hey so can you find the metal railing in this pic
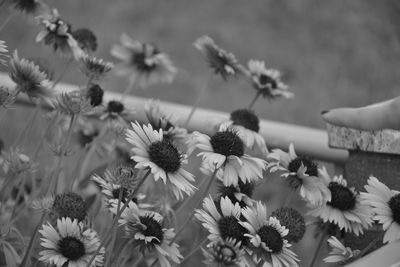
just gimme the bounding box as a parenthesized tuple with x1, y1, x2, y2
(0, 72, 348, 163)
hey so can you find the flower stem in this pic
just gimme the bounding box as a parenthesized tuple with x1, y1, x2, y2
(51, 58, 73, 89)
(184, 72, 213, 127)
(20, 212, 47, 267)
(12, 101, 41, 147)
(85, 170, 150, 267)
(0, 13, 14, 33)
(248, 91, 261, 110)
(121, 78, 137, 98)
(309, 227, 327, 267)
(174, 172, 208, 215)
(32, 112, 58, 159)
(358, 232, 383, 258)
(181, 237, 208, 264)
(169, 167, 218, 244)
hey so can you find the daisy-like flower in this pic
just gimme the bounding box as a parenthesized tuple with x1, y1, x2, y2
(308, 168, 373, 236)
(39, 217, 104, 267)
(111, 33, 177, 88)
(71, 28, 98, 53)
(360, 176, 400, 243)
(324, 236, 360, 264)
(116, 201, 182, 267)
(0, 40, 8, 66)
(267, 143, 331, 206)
(195, 196, 249, 245)
(218, 108, 268, 155)
(189, 129, 266, 186)
(145, 99, 188, 149)
(202, 238, 247, 267)
(99, 100, 133, 122)
(217, 179, 255, 208)
(0, 86, 16, 108)
(8, 50, 53, 100)
(271, 207, 305, 243)
(247, 60, 293, 100)
(194, 35, 243, 80)
(125, 122, 196, 200)
(240, 202, 299, 267)
(36, 9, 84, 60)
(80, 55, 114, 81)
(54, 90, 94, 116)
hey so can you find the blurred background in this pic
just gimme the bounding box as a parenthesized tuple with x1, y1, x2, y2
(2, 0, 400, 129)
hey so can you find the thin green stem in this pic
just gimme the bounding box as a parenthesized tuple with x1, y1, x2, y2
(32, 113, 58, 159)
(170, 167, 218, 244)
(248, 91, 261, 110)
(12, 102, 41, 147)
(184, 72, 213, 127)
(174, 172, 208, 215)
(181, 237, 207, 265)
(105, 188, 123, 266)
(0, 13, 14, 33)
(51, 58, 73, 89)
(309, 227, 327, 267)
(121, 78, 137, 99)
(358, 232, 383, 257)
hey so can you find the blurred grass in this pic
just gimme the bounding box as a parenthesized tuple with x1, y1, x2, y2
(2, 0, 400, 129)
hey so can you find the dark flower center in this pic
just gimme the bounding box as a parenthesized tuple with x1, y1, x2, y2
(287, 156, 318, 177)
(218, 216, 248, 245)
(14, 0, 39, 13)
(217, 181, 255, 208)
(210, 131, 244, 157)
(271, 207, 305, 243)
(389, 194, 400, 224)
(58, 236, 85, 261)
(139, 215, 164, 244)
(131, 43, 159, 72)
(87, 84, 104, 107)
(257, 225, 283, 253)
(327, 182, 356, 211)
(107, 100, 124, 114)
(259, 74, 277, 89)
(72, 28, 98, 52)
(111, 187, 133, 203)
(230, 109, 260, 132)
(148, 140, 181, 173)
(52, 193, 87, 222)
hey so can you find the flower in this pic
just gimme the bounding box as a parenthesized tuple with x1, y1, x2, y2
(189, 129, 266, 186)
(80, 55, 114, 81)
(71, 28, 98, 53)
(0, 40, 8, 66)
(85, 84, 104, 107)
(194, 35, 242, 80)
(240, 202, 299, 267)
(308, 168, 373, 236)
(247, 60, 293, 100)
(216, 179, 255, 208)
(218, 109, 268, 155)
(116, 201, 182, 267)
(8, 50, 53, 100)
(51, 192, 87, 222)
(2, 147, 35, 175)
(12, 0, 42, 14)
(36, 9, 84, 60)
(0, 87, 16, 108)
(195, 196, 249, 245)
(360, 176, 400, 243)
(144, 99, 188, 150)
(267, 143, 331, 206)
(324, 236, 360, 264)
(99, 100, 133, 123)
(126, 122, 196, 199)
(54, 90, 94, 116)
(202, 238, 247, 267)
(111, 33, 177, 88)
(39, 217, 104, 267)
(271, 207, 305, 243)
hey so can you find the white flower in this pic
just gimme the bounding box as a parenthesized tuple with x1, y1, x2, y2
(323, 236, 360, 264)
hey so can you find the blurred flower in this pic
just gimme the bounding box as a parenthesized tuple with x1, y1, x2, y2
(240, 202, 299, 267)
(71, 28, 98, 53)
(194, 35, 242, 80)
(51, 192, 87, 222)
(189, 129, 266, 186)
(85, 84, 104, 107)
(2, 148, 35, 175)
(54, 90, 94, 116)
(145, 99, 188, 149)
(218, 109, 268, 155)
(0, 86, 16, 108)
(8, 50, 53, 100)
(360, 176, 400, 243)
(80, 55, 113, 81)
(247, 60, 293, 100)
(126, 122, 196, 199)
(29, 57, 54, 80)
(32, 195, 54, 212)
(39, 217, 104, 267)
(0, 40, 8, 66)
(111, 33, 177, 88)
(12, 0, 41, 14)
(216, 179, 255, 208)
(36, 9, 84, 60)
(99, 100, 133, 123)
(271, 207, 305, 243)
(76, 123, 98, 148)
(324, 236, 360, 264)
(116, 201, 182, 267)
(202, 238, 246, 267)
(267, 143, 331, 206)
(308, 167, 373, 236)
(195, 196, 248, 245)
